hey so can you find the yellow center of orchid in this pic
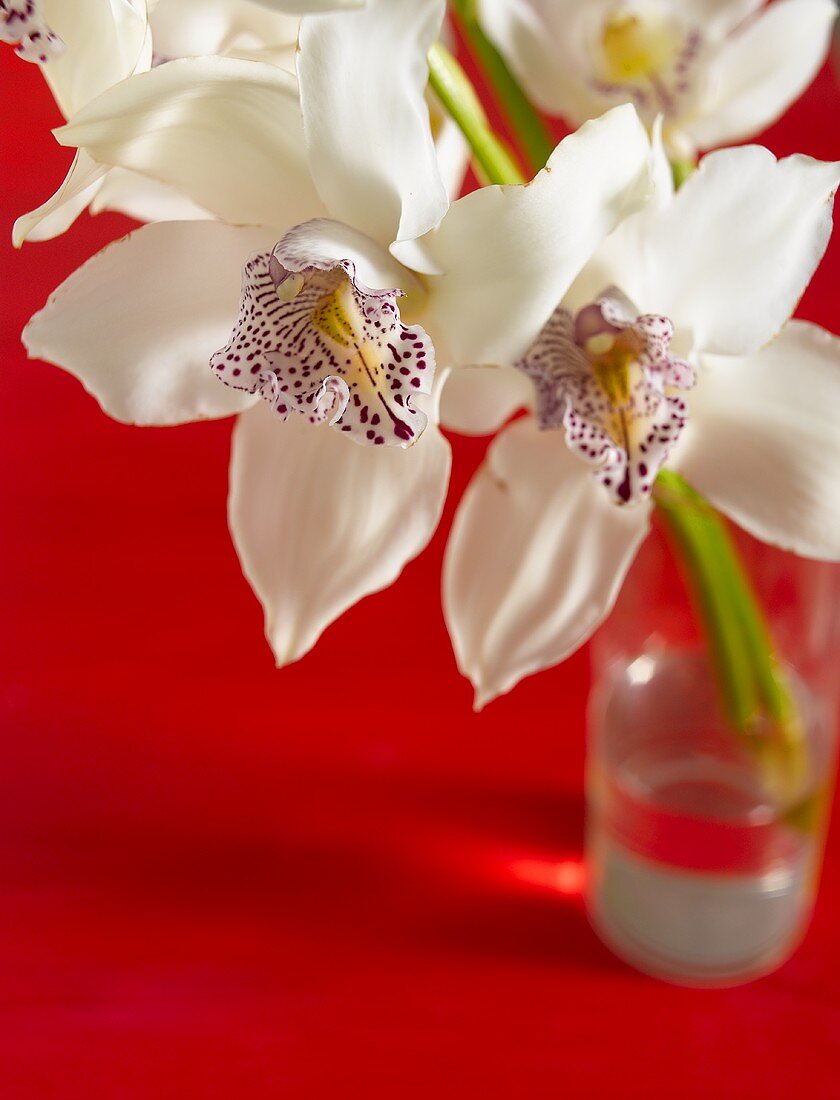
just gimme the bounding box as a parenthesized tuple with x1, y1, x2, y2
(600, 10, 680, 83)
(312, 279, 361, 348)
(311, 278, 393, 400)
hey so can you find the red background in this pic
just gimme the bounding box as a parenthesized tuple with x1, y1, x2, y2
(1, 38, 839, 1099)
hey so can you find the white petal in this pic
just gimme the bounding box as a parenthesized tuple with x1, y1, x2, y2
(55, 57, 323, 231)
(673, 0, 765, 37)
(297, 0, 449, 245)
(12, 149, 107, 247)
(40, 0, 151, 119)
(220, 42, 297, 70)
(229, 401, 451, 666)
(685, 0, 836, 151)
(642, 146, 840, 356)
(674, 322, 840, 561)
(23, 221, 275, 426)
(249, 0, 361, 9)
(440, 366, 531, 436)
(396, 105, 652, 367)
(564, 116, 674, 313)
(89, 167, 213, 223)
(149, 0, 298, 60)
(444, 418, 650, 707)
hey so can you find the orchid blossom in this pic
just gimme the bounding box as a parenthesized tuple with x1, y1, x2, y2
(476, 0, 837, 159)
(23, 0, 652, 666)
(437, 132, 840, 707)
(12, 0, 372, 246)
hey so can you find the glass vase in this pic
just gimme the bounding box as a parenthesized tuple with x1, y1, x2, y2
(585, 521, 840, 987)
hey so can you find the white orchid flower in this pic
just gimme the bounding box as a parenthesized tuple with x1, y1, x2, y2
(21, 0, 652, 667)
(439, 131, 840, 707)
(14, 0, 468, 244)
(476, 0, 837, 159)
(12, 0, 366, 246)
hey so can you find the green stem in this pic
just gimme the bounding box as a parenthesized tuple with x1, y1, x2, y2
(427, 42, 525, 187)
(450, 0, 554, 176)
(654, 471, 760, 733)
(654, 471, 806, 790)
(706, 519, 802, 746)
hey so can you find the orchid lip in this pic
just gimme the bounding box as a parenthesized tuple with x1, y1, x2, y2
(517, 287, 695, 506)
(1, 0, 64, 63)
(210, 220, 436, 449)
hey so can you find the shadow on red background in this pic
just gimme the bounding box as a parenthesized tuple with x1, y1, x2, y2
(1, 39, 839, 1100)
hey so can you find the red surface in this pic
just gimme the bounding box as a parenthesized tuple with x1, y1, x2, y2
(2, 46, 840, 1100)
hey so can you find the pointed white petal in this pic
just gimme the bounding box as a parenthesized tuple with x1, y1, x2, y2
(298, 0, 449, 246)
(41, 0, 151, 118)
(395, 105, 651, 367)
(229, 401, 451, 666)
(444, 417, 650, 706)
(564, 116, 674, 313)
(686, 0, 836, 151)
(12, 149, 107, 247)
(675, 322, 840, 561)
(89, 168, 212, 223)
(440, 366, 531, 436)
(55, 57, 323, 231)
(642, 146, 840, 356)
(23, 221, 275, 425)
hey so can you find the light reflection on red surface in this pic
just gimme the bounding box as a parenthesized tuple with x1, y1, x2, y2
(508, 858, 587, 896)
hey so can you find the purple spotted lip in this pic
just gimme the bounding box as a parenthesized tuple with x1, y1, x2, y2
(1, 0, 64, 63)
(517, 287, 695, 505)
(211, 221, 435, 449)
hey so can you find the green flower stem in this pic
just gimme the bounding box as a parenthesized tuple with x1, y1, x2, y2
(428, 42, 525, 187)
(654, 471, 760, 733)
(705, 520, 794, 729)
(654, 471, 806, 790)
(449, 0, 555, 176)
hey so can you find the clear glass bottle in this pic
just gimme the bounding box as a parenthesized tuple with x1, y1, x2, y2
(585, 522, 840, 987)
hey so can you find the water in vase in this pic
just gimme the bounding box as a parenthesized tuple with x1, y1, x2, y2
(586, 650, 832, 986)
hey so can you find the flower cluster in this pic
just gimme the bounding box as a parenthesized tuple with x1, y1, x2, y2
(9, 0, 840, 707)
